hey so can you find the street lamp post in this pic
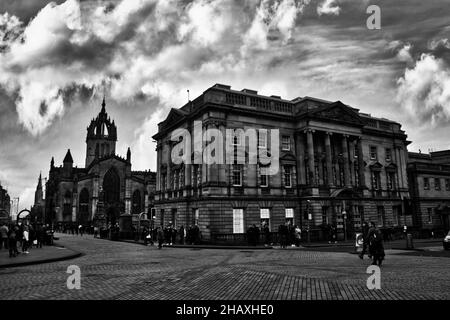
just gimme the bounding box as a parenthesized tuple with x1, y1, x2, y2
(137, 211, 146, 241)
(342, 210, 347, 242)
(306, 200, 311, 243)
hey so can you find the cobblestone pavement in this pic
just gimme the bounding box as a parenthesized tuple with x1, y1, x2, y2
(0, 233, 448, 300)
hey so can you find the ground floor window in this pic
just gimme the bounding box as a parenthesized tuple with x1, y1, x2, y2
(194, 208, 199, 226)
(260, 208, 271, 230)
(321, 206, 329, 225)
(427, 208, 433, 224)
(377, 206, 385, 227)
(285, 208, 294, 225)
(233, 209, 244, 234)
(171, 208, 177, 228)
(160, 209, 165, 227)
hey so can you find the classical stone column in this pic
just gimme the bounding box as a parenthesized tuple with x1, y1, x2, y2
(295, 133, 306, 185)
(306, 129, 316, 186)
(342, 134, 351, 187)
(324, 132, 334, 187)
(357, 137, 366, 188)
(349, 139, 356, 186)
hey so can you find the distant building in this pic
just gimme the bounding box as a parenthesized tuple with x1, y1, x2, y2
(408, 150, 450, 234)
(31, 173, 45, 223)
(0, 183, 11, 223)
(43, 98, 156, 229)
(152, 84, 411, 242)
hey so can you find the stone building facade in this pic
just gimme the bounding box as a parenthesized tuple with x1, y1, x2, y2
(44, 98, 156, 228)
(0, 183, 11, 223)
(408, 150, 450, 234)
(152, 84, 411, 242)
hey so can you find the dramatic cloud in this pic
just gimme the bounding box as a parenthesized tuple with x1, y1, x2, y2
(397, 53, 450, 126)
(428, 38, 450, 51)
(397, 43, 413, 63)
(317, 0, 340, 16)
(1, 0, 450, 210)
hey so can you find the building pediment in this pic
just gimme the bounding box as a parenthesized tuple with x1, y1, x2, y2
(369, 161, 383, 170)
(160, 108, 187, 132)
(385, 163, 398, 172)
(308, 101, 365, 126)
(280, 152, 297, 162)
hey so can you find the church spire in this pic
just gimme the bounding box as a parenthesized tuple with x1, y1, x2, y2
(37, 172, 42, 188)
(101, 95, 106, 114)
(127, 147, 131, 162)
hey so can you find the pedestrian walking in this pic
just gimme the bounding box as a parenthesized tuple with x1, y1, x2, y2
(8, 224, 19, 258)
(0, 223, 9, 250)
(22, 225, 30, 254)
(368, 222, 385, 266)
(263, 223, 271, 246)
(294, 225, 302, 247)
(157, 227, 164, 249)
(359, 221, 370, 259)
(179, 225, 185, 245)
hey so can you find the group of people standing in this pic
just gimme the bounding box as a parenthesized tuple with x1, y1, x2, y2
(359, 221, 386, 266)
(0, 222, 53, 258)
(247, 222, 303, 248)
(140, 224, 201, 249)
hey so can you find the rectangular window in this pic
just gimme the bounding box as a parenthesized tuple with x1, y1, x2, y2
(372, 171, 381, 190)
(282, 136, 291, 151)
(260, 208, 271, 230)
(446, 179, 450, 191)
(233, 209, 244, 234)
(160, 209, 165, 227)
(259, 166, 268, 187)
(435, 178, 441, 190)
(161, 174, 167, 191)
(321, 206, 329, 225)
(385, 148, 392, 161)
(171, 209, 177, 228)
(194, 208, 199, 226)
(424, 177, 430, 190)
(285, 208, 294, 218)
(392, 206, 398, 226)
(427, 208, 432, 224)
(377, 206, 385, 227)
(370, 146, 377, 160)
(232, 165, 242, 186)
(285, 208, 294, 225)
(387, 172, 395, 190)
(284, 165, 292, 188)
(258, 130, 267, 148)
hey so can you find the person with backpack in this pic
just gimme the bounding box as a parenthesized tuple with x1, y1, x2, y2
(8, 224, 19, 258)
(368, 222, 385, 266)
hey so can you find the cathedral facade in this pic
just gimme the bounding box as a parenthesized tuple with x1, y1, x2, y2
(43, 99, 156, 228)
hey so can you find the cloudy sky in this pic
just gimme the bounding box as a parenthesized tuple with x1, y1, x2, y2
(1, 0, 450, 211)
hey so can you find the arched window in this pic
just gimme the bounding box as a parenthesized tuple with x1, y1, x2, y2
(63, 191, 72, 221)
(103, 167, 120, 205)
(78, 188, 89, 223)
(132, 190, 141, 215)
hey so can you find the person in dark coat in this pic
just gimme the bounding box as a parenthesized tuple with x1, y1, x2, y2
(247, 225, 254, 246)
(36, 223, 44, 248)
(359, 221, 370, 259)
(8, 224, 19, 258)
(179, 225, 185, 245)
(368, 222, 385, 266)
(263, 224, 271, 246)
(171, 227, 177, 245)
(156, 227, 164, 249)
(278, 224, 288, 249)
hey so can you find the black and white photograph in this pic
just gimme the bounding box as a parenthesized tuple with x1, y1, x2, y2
(0, 0, 449, 313)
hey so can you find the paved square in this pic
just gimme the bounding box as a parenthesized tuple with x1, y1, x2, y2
(0, 233, 448, 300)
